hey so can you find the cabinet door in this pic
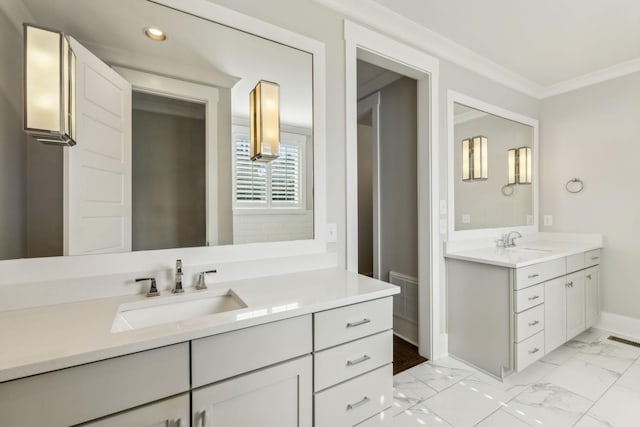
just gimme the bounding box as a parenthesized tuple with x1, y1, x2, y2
(80, 394, 189, 427)
(544, 277, 566, 353)
(192, 355, 312, 427)
(566, 271, 586, 340)
(585, 266, 601, 328)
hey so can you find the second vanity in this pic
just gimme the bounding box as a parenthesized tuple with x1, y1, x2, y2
(0, 269, 398, 427)
(446, 235, 603, 379)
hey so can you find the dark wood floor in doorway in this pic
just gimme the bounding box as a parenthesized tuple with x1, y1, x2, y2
(393, 335, 428, 375)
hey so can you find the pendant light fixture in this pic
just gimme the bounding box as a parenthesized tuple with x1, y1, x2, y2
(461, 136, 488, 181)
(249, 80, 280, 162)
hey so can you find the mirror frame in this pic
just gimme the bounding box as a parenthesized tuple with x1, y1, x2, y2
(0, 0, 327, 282)
(447, 90, 539, 241)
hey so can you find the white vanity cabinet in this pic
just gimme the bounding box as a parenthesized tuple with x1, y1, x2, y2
(313, 298, 394, 427)
(81, 394, 190, 427)
(447, 247, 602, 378)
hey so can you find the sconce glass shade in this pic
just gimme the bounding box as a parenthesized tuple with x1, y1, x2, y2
(249, 80, 280, 162)
(518, 146, 532, 184)
(507, 146, 532, 185)
(24, 24, 76, 146)
(462, 136, 488, 181)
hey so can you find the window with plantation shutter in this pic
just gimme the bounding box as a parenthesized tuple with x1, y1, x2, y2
(233, 125, 307, 210)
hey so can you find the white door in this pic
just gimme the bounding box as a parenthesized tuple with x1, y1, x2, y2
(585, 266, 601, 328)
(64, 37, 132, 255)
(566, 271, 586, 340)
(192, 356, 312, 427)
(544, 277, 566, 353)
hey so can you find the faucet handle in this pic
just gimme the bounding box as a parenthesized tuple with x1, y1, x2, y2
(136, 277, 160, 297)
(195, 270, 217, 290)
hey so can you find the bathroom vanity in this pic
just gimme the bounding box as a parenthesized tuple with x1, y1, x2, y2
(0, 269, 398, 427)
(445, 236, 602, 379)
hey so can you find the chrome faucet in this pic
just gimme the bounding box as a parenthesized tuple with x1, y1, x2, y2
(504, 231, 523, 248)
(136, 277, 159, 297)
(195, 269, 217, 290)
(172, 259, 184, 294)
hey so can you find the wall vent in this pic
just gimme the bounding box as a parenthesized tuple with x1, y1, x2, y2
(389, 271, 418, 324)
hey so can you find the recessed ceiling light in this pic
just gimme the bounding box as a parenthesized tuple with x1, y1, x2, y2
(144, 27, 166, 41)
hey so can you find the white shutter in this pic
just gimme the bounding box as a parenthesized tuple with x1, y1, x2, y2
(234, 134, 267, 205)
(271, 142, 301, 205)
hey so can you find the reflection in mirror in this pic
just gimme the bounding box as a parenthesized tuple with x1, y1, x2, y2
(0, 0, 314, 260)
(454, 103, 533, 231)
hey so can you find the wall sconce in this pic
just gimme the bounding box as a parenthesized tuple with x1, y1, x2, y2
(249, 80, 280, 162)
(507, 146, 532, 185)
(23, 24, 76, 146)
(461, 136, 488, 181)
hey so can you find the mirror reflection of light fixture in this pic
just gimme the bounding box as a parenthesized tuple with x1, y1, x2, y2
(249, 80, 280, 162)
(23, 24, 76, 146)
(507, 146, 532, 185)
(462, 136, 488, 181)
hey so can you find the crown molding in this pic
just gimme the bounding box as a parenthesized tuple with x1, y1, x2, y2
(540, 57, 640, 98)
(0, 0, 35, 32)
(315, 0, 640, 99)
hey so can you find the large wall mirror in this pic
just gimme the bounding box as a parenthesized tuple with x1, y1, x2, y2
(447, 91, 539, 240)
(0, 0, 319, 261)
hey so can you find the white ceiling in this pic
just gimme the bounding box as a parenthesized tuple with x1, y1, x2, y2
(370, 0, 640, 88)
(21, 0, 313, 128)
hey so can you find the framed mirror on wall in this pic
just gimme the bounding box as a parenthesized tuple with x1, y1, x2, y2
(447, 91, 539, 241)
(0, 0, 326, 262)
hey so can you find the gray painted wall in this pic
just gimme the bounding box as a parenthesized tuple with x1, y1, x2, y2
(0, 9, 27, 259)
(379, 77, 418, 281)
(132, 109, 206, 251)
(540, 71, 640, 320)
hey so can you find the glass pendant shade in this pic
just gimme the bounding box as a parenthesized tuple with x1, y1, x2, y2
(462, 136, 488, 181)
(507, 146, 532, 185)
(507, 148, 517, 185)
(249, 80, 280, 162)
(24, 24, 76, 146)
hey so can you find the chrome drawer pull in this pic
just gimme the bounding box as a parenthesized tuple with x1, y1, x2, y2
(175, 419, 182, 427)
(528, 320, 540, 327)
(528, 273, 539, 279)
(346, 318, 371, 328)
(528, 347, 540, 355)
(566, 281, 574, 288)
(347, 396, 370, 410)
(527, 295, 540, 301)
(586, 274, 592, 280)
(592, 256, 600, 260)
(347, 355, 371, 366)
(200, 411, 206, 427)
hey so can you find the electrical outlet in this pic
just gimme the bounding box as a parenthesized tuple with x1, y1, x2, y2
(462, 214, 471, 224)
(526, 215, 533, 225)
(543, 215, 553, 226)
(326, 223, 337, 243)
(439, 219, 447, 234)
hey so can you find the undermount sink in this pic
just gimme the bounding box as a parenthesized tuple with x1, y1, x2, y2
(506, 247, 553, 254)
(111, 289, 247, 332)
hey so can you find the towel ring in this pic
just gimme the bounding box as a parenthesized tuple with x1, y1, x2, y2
(565, 178, 584, 193)
(501, 184, 515, 196)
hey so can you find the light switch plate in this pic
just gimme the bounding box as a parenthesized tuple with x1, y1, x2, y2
(326, 223, 337, 242)
(543, 215, 553, 226)
(439, 200, 447, 215)
(439, 219, 447, 234)
(526, 215, 533, 225)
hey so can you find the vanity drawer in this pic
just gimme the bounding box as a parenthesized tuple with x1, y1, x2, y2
(515, 305, 545, 342)
(566, 253, 586, 274)
(0, 343, 189, 427)
(515, 258, 566, 290)
(585, 249, 601, 267)
(315, 330, 392, 391)
(314, 297, 392, 351)
(315, 364, 392, 427)
(192, 315, 312, 387)
(516, 330, 545, 371)
(514, 283, 544, 313)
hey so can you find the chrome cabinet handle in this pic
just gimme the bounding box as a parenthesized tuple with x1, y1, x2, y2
(347, 355, 371, 366)
(586, 274, 592, 280)
(175, 419, 182, 427)
(592, 256, 600, 260)
(528, 273, 539, 279)
(528, 320, 540, 327)
(528, 347, 540, 355)
(566, 281, 574, 288)
(346, 318, 371, 328)
(200, 411, 206, 427)
(347, 396, 370, 410)
(528, 295, 540, 301)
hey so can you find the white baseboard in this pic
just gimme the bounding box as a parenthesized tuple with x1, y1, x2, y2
(597, 312, 640, 342)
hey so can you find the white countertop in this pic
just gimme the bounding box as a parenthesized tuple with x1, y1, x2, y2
(0, 268, 398, 383)
(445, 239, 602, 268)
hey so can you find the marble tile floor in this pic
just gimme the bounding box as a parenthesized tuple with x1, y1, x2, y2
(374, 328, 640, 426)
